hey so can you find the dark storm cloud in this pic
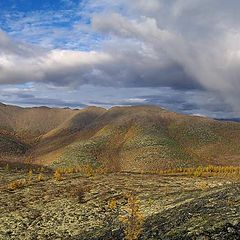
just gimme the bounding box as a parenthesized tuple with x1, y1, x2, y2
(203, 102, 233, 114)
(137, 90, 235, 116)
(179, 103, 200, 111)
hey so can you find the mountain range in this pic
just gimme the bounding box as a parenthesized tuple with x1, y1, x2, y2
(0, 102, 240, 172)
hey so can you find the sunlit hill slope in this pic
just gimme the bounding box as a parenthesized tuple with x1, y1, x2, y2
(0, 102, 240, 172)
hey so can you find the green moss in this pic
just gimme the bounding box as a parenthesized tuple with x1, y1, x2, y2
(52, 136, 109, 168)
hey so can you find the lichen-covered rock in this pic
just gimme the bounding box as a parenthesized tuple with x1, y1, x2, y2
(0, 170, 239, 239)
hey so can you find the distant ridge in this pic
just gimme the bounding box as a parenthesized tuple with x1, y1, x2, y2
(0, 102, 240, 171)
(216, 118, 240, 123)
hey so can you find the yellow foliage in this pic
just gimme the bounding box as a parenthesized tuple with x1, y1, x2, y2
(83, 165, 94, 177)
(155, 165, 240, 180)
(28, 169, 33, 181)
(120, 193, 144, 240)
(8, 179, 26, 190)
(108, 198, 117, 210)
(37, 173, 45, 182)
(64, 167, 75, 174)
(196, 182, 209, 190)
(54, 169, 62, 181)
(95, 167, 107, 175)
(57, 164, 109, 177)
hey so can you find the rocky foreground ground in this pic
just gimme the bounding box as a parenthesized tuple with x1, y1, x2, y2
(0, 169, 239, 240)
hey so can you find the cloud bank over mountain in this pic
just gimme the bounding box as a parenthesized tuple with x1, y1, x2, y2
(0, 0, 240, 117)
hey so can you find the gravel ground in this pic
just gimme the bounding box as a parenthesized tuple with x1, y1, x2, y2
(0, 170, 239, 239)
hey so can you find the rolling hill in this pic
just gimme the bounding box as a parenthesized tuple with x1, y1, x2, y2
(0, 103, 240, 171)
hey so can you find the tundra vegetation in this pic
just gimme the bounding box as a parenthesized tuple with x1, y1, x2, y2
(0, 163, 239, 239)
(0, 104, 240, 239)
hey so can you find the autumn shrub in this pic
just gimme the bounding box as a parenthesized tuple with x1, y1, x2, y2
(54, 169, 62, 181)
(108, 198, 117, 210)
(37, 173, 45, 182)
(95, 167, 108, 175)
(28, 169, 33, 182)
(71, 185, 91, 203)
(8, 179, 26, 190)
(156, 165, 240, 180)
(36, 167, 45, 173)
(64, 167, 75, 174)
(59, 164, 98, 177)
(82, 165, 94, 177)
(196, 181, 209, 190)
(119, 193, 144, 240)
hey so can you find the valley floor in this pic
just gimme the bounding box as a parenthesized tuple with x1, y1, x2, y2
(0, 169, 239, 239)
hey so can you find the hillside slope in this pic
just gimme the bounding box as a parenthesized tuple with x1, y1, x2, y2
(0, 103, 82, 140)
(36, 105, 240, 171)
(0, 103, 240, 171)
(0, 103, 83, 161)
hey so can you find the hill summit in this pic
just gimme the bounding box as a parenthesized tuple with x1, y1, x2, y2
(0, 103, 240, 172)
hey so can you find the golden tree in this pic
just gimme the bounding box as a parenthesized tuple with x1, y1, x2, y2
(54, 169, 62, 181)
(119, 193, 144, 240)
(28, 169, 33, 182)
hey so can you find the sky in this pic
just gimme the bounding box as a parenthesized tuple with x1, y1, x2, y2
(0, 0, 240, 118)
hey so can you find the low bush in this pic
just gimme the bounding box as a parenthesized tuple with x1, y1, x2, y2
(119, 193, 144, 240)
(8, 179, 26, 190)
(54, 169, 62, 181)
(71, 185, 91, 203)
(156, 165, 240, 180)
(37, 173, 45, 182)
(28, 169, 33, 181)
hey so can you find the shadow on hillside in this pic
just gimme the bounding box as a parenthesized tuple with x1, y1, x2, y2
(0, 160, 53, 173)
